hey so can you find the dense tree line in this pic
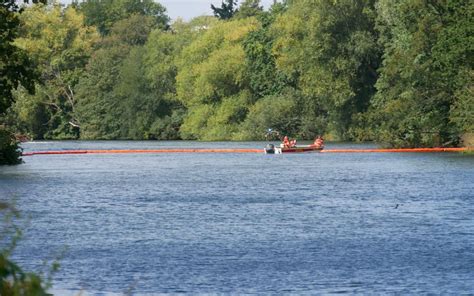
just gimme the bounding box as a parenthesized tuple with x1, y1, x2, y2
(1, 2, 52, 293)
(1, 0, 38, 164)
(1, 0, 473, 155)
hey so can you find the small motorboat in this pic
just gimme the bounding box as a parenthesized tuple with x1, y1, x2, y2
(264, 143, 323, 154)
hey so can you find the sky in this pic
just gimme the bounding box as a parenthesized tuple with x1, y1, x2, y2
(160, 0, 275, 21)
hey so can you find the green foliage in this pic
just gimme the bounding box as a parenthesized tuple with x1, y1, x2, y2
(141, 19, 218, 139)
(236, 0, 263, 19)
(211, 0, 238, 20)
(0, 128, 22, 165)
(450, 70, 474, 133)
(1, 0, 39, 165)
(203, 92, 251, 140)
(77, 0, 169, 35)
(0, 202, 56, 295)
(368, 0, 473, 147)
(180, 92, 251, 140)
(12, 4, 99, 140)
(5, 87, 48, 140)
(149, 109, 186, 140)
(116, 46, 179, 139)
(236, 92, 299, 140)
(176, 18, 258, 140)
(107, 13, 159, 46)
(176, 18, 258, 104)
(242, 9, 292, 99)
(0, 0, 36, 116)
(2, 0, 471, 146)
(0, 254, 48, 295)
(433, 1, 474, 135)
(74, 15, 146, 140)
(76, 13, 187, 140)
(75, 45, 129, 139)
(272, 0, 380, 139)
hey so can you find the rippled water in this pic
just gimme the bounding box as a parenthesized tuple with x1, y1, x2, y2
(1, 141, 473, 294)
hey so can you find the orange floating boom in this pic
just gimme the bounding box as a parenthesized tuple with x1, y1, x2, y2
(320, 147, 468, 153)
(21, 148, 262, 156)
(21, 147, 470, 156)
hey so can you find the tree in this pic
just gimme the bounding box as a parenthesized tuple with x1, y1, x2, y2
(236, 91, 300, 140)
(272, 0, 381, 139)
(433, 1, 474, 138)
(449, 70, 474, 134)
(368, 0, 473, 147)
(12, 4, 99, 139)
(211, 0, 238, 20)
(242, 7, 291, 99)
(1, 0, 40, 164)
(75, 46, 128, 139)
(76, 0, 169, 35)
(176, 18, 258, 140)
(0, 0, 36, 115)
(75, 13, 171, 139)
(142, 17, 218, 139)
(236, 0, 263, 18)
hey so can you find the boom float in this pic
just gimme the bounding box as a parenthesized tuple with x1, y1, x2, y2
(21, 149, 262, 156)
(320, 147, 467, 153)
(21, 147, 469, 156)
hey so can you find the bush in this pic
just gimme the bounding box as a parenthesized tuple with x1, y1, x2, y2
(0, 202, 54, 295)
(0, 128, 22, 165)
(0, 254, 49, 296)
(235, 94, 298, 140)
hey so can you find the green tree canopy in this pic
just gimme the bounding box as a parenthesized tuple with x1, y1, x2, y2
(367, 0, 473, 147)
(236, 0, 263, 19)
(76, 0, 169, 35)
(242, 7, 291, 99)
(1, 0, 44, 165)
(12, 4, 99, 139)
(76, 13, 180, 140)
(0, 0, 36, 115)
(2, 0, 471, 147)
(211, 0, 238, 20)
(272, 0, 380, 140)
(176, 18, 258, 140)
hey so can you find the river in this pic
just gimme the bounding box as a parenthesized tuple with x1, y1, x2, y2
(1, 141, 473, 294)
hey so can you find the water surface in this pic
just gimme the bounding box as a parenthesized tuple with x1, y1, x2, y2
(1, 141, 473, 294)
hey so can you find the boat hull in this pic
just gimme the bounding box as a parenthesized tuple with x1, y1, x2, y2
(265, 144, 323, 154)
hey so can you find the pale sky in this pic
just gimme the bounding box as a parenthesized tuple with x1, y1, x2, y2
(160, 0, 275, 20)
(60, 0, 276, 21)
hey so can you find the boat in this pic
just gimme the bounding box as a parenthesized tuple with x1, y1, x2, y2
(264, 143, 323, 154)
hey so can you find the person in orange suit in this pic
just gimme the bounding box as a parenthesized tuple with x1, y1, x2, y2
(313, 136, 324, 148)
(290, 139, 297, 147)
(282, 136, 290, 148)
